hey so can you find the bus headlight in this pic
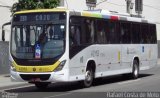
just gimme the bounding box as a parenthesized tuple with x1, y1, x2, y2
(54, 60, 66, 72)
(9, 61, 16, 71)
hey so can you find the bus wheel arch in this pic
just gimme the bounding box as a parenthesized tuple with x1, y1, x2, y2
(86, 60, 96, 76)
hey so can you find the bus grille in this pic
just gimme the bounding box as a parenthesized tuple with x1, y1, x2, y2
(20, 74, 51, 81)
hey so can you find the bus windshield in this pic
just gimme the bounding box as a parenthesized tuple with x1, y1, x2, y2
(11, 12, 66, 60)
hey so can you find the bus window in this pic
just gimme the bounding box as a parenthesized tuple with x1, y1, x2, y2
(141, 24, 149, 44)
(120, 22, 131, 44)
(69, 17, 82, 47)
(70, 25, 81, 46)
(90, 20, 95, 43)
(82, 19, 95, 44)
(132, 23, 140, 44)
(96, 19, 107, 44)
(149, 24, 157, 44)
(108, 21, 120, 44)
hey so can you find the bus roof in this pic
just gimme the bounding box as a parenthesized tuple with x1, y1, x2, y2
(80, 10, 154, 24)
(14, 8, 155, 24)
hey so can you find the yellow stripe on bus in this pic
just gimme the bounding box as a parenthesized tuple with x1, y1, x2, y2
(15, 8, 67, 14)
(12, 61, 60, 73)
(118, 51, 121, 62)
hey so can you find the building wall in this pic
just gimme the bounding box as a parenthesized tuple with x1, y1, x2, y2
(0, 0, 17, 41)
(0, 0, 17, 74)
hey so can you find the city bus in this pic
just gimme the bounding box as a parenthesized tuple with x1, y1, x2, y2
(5, 8, 157, 89)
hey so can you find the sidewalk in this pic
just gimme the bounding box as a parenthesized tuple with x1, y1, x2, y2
(0, 74, 27, 89)
(0, 59, 160, 89)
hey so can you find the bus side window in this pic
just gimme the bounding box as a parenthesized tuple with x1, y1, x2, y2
(108, 21, 120, 44)
(85, 19, 92, 44)
(90, 21, 95, 43)
(149, 24, 157, 44)
(141, 24, 149, 44)
(132, 23, 140, 44)
(96, 20, 107, 44)
(109, 22, 115, 44)
(121, 22, 131, 44)
(70, 25, 81, 46)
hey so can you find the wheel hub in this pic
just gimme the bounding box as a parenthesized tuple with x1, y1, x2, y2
(134, 64, 138, 77)
(85, 71, 92, 82)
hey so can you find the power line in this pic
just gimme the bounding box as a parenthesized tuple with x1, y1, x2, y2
(97, 0, 125, 6)
(143, 4, 160, 11)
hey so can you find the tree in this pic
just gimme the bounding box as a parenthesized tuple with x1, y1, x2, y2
(11, 0, 60, 14)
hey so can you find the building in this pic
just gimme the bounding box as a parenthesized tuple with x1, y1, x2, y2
(0, 0, 160, 56)
(0, 0, 18, 41)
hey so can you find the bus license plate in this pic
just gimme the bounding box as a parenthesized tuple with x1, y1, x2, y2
(30, 78, 41, 82)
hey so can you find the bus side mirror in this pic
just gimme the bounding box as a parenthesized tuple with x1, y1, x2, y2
(2, 29, 5, 41)
(2, 22, 11, 41)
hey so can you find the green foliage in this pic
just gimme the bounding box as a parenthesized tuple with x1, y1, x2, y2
(11, 0, 60, 14)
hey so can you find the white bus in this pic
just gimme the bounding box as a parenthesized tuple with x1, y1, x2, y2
(5, 8, 157, 89)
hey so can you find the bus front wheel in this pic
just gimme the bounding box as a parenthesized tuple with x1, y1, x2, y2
(79, 67, 94, 88)
(82, 67, 94, 88)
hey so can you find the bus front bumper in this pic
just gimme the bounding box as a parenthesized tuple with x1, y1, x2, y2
(10, 68, 69, 83)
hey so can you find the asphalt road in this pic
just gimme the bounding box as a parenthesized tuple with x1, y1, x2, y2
(1, 65, 160, 98)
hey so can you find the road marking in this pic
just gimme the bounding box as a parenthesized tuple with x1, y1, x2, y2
(0, 84, 34, 92)
(44, 92, 72, 98)
(117, 79, 141, 85)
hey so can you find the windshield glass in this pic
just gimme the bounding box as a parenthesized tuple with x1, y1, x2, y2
(11, 13, 66, 60)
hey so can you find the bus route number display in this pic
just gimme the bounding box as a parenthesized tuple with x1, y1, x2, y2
(15, 13, 61, 22)
(35, 14, 51, 21)
(20, 16, 27, 22)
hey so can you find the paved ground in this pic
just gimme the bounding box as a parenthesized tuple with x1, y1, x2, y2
(0, 74, 27, 90)
(0, 60, 160, 98)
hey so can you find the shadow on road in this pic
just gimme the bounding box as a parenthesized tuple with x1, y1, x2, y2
(5, 74, 153, 92)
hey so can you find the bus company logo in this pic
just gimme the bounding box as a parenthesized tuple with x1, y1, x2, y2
(33, 68, 36, 72)
(1, 91, 18, 98)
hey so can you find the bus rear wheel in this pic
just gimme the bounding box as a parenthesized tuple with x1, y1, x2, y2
(35, 82, 50, 89)
(132, 60, 139, 79)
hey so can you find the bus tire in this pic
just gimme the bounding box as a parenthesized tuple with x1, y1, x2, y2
(132, 60, 139, 79)
(35, 82, 50, 89)
(81, 67, 94, 88)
